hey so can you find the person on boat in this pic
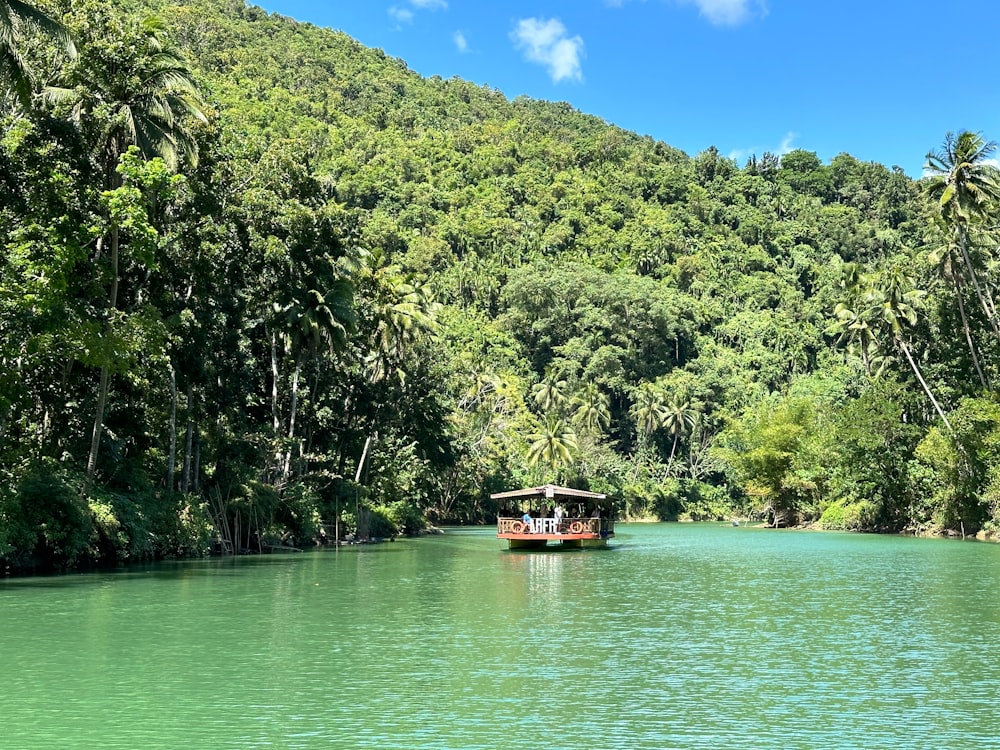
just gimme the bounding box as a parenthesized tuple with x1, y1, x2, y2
(521, 510, 533, 531)
(553, 503, 564, 532)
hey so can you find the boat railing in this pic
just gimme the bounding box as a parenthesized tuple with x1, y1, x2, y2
(497, 517, 612, 535)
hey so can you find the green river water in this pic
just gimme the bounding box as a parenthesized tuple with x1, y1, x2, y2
(2, 523, 999, 749)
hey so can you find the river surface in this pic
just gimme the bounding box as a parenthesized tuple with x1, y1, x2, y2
(3, 523, 1000, 749)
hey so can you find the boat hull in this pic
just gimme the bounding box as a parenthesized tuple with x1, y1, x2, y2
(500, 532, 612, 549)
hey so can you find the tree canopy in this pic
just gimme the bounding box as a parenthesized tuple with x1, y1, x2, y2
(2, 0, 998, 572)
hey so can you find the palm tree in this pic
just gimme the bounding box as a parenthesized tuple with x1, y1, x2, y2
(52, 14, 207, 483)
(926, 221, 988, 387)
(526, 415, 578, 473)
(869, 267, 953, 433)
(47, 15, 206, 179)
(828, 263, 952, 432)
(571, 382, 610, 435)
(827, 261, 886, 377)
(631, 382, 667, 442)
(1, 0, 75, 108)
(276, 279, 357, 480)
(924, 131, 1000, 343)
(663, 398, 696, 464)
(828, 301, 884, 376)
(367, 266, 439, 384)
(531, 373, 568, 414)
(926, 131, 1000, 228)
(343, 262, 438, 492)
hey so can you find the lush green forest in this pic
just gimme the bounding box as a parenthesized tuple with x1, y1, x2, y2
(3, 0, 1000, 572)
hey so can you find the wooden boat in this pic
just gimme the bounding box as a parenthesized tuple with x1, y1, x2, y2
(492, 484, 615, 549)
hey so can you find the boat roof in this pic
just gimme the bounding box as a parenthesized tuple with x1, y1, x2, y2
(489, 484, 606, 501)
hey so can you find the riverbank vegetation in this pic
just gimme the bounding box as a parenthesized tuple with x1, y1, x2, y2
(3, 0, 1000, 572)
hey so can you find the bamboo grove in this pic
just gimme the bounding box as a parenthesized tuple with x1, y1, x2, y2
(2, 0, 999, 571)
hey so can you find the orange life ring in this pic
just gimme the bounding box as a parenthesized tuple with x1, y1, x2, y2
(510, 521, 526, 534)
(569, 521, 584, 534)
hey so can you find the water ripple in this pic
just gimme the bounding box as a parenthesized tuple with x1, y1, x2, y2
(2, 525, 999, 749)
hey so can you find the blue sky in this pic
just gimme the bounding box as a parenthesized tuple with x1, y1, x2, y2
(254, 0, 1000, 177)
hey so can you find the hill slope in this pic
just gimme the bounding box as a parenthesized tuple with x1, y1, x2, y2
(3, 0, 997, 573)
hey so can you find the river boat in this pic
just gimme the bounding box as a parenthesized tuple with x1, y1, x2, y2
(492, 484, 615, 549)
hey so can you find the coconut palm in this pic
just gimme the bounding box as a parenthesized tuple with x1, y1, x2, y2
(46, 15, 206, 179)
(526, 414, 578, 473)
(58, 14, 207, 483)
(367, 266, 439, 384)
(343, 263, 439, 491)
(828, 300, 884, 377)
(663, 398, 696, 463)
(926, 220, 988, 387)
(571, 382, 610, 435)
(828, 262, 952, 432)
(276, 279, 357, 479)
(1, 0, 74, 107)
(869, 267, 953, 433)
(631, 382, 667, 441)
(925, 131, 1000, 227)
(827, 261, 887, 377)
(531, 373, 568, 414)
(924, 131, 1000, 344)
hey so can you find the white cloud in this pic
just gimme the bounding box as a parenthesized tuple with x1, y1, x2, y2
(776, 131, 797, 155)
(511, 18, 584, 83)
(727, 146, 753, 164)
(728, 131, 798, 164)
(680, 0, 766, 26)
(453, 30, 468, 52)
(388, 5, 414, 25)
(389, 0, 446, 28)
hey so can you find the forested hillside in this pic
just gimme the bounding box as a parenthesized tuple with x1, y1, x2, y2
(3, 0, 999, 572)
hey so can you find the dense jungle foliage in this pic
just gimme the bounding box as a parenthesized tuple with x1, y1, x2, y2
(3, 0, 1000, 572)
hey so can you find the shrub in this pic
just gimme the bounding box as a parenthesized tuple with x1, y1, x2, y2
(88, 495, 130, 562)
(8, 459, 93, 571)
(817, 499, 876, 531)
(368, 505, 399, 538)
(680, 480, 734, 521)
(652, 479, 684, 521)
(150, 494, 213, 558)
(275, 482, 323, 545)
(384, 500, 425, 536)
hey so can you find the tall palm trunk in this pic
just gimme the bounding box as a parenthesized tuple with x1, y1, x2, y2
(898, 338, 953, 434)
(85, 225, 119, 484)
(283, 355, 303, 482)
(953, 273, 988, 388)
(191, 429, 200, 493)
(860, 342, 873, 377)
(166, 361, 177, 490)
(181, 382, 194, 494)
(270, 329, 280, 434)
(957, 234, 1000, 340)
(668, 433, 680, 465)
